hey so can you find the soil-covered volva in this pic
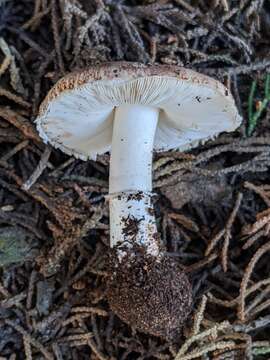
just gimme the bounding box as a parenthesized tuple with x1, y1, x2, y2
(107, 250, 192, 340)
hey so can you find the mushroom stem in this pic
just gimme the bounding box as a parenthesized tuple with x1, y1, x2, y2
(109, 104, 158, 194)
(109, 104, 160, 255)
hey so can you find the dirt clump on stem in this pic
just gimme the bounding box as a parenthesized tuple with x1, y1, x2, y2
(107, 249, 192, 340)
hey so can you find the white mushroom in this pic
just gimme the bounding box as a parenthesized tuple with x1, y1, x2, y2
(36, 62, 241, 338)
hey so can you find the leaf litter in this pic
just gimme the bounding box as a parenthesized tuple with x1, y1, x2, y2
(0, 0, 270, 359)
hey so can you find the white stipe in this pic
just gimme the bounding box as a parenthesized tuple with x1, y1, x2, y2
(109, 192, 160, 259)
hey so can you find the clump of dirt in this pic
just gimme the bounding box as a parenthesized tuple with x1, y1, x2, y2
(121, 215, 142, 239)
(107, 249, 192, 340)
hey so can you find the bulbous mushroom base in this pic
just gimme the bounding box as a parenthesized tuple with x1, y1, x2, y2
(107, 252, 192, 340)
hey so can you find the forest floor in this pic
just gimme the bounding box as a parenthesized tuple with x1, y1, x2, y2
(0, 0, 270, 359)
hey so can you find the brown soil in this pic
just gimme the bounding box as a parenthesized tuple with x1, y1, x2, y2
(107, 250, 192, 340)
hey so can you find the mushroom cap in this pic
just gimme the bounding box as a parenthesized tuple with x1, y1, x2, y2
(36, 62, 241, 160)
(107, 251, 192, 340)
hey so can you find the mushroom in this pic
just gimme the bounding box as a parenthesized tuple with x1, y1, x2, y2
(36, 62, 241, 339)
